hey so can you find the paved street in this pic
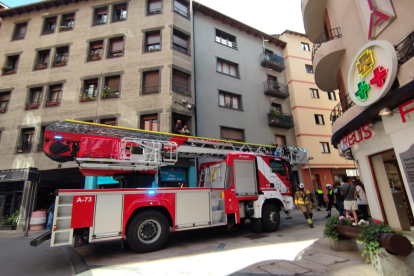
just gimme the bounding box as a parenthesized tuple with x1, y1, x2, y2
(0, 208, 382, 276)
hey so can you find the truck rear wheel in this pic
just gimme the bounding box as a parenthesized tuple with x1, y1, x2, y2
(261, 203, 280, 232)
(126, 210, 169, 253)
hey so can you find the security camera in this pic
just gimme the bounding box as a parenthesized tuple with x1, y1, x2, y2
(187, 104, 193, 110)
(182, 99, 188, 104)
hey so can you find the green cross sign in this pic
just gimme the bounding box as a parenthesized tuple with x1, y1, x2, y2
(355, 80, 370, 101)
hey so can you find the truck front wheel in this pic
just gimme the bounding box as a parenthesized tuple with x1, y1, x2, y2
(126, 210, 169, 253)
(261, 203, 280, 232)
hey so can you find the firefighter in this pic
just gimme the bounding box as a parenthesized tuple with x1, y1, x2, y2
(316, 186, 326, 211)
(295, 183, 314, 228)
(325, 184, 335, 218)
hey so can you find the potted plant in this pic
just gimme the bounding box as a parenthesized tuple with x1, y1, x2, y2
(10, 211, 19, 230)
(26, 103, 40, 110)
(102, 86, 119, 99)
(1, 214, 12, 230)
(54, 59, 66, 67)
(1, 66, 12, 74)
(183, 91, 190, 96)
(35, 63, 47, 70)
(268, 108, 283, 118)
(46, 100, 59, 107)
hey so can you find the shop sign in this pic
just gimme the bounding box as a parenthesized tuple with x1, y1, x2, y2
(399, 99, 414, 123)
(160, 167, 186, 182)
(357, 0, 396, 40)
(399, 144, 414, 203)
(339, 123, 374, 151)
(0, 168, 37, 182)
(348, 41, 398, 106)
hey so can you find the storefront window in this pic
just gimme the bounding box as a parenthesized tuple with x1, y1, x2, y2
(159, 167, 188, 188)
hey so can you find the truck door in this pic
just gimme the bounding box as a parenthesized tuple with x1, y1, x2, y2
(233, 160, 258, 197)
(93, 194, 123, 239)
(260, 157, 290, 194)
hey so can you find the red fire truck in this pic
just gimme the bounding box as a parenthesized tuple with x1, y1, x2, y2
(31, 120, 308, 253)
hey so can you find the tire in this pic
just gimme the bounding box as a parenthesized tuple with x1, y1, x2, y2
(261, 203, 280, 232)
(126, 210, 169, 253)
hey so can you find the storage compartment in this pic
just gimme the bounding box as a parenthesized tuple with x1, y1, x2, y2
(234, 160, 258, 197)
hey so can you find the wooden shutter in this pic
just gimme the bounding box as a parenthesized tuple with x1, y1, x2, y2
(147, 33, 160, 44)
(0, 93, 10, 101)
(149, 0, 162, 10)
(97, 8, 108, 15)
(111, 39, 123, 51)
(173, 33, 188, 48)
(106, 77, 120, 91)
(144, 71, 159, 88)
(221, 128, 243, 141)
(92, 42, 103, 49)
(173, 72, 188, 88)
(64, 14, 74, 20)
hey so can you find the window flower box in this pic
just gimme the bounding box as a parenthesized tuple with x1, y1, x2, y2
(35, 64, 48, 70)
(1, 66, 16, 75)
(26, 103, 40, 110)
(46, 100, 60, 107)
(81, 97, 96, 102)
(59, 26, 73, 31)
(53, 62, 66, 67)
(102, 93, 119, 99)
(0, 108, 6, 113)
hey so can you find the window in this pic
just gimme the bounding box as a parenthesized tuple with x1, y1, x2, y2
(174, 0, 189, 19)
(82, 79, 98, 101)
(46, 84, 62, 107)
(221, 127, 243, 142)
(172, 70, 190, 95)
(301, 42, 310, 51)
(112, 3, 127, 22)
(42, 17, 57, 35)
(108, 37, 124, 58)
(275, 135, 286, 146)
(103, 76, 121, 99)
(328, 91, 336, 101)
(12, 22, 27, 40)
(38, 126, 46, 151)
(320, 142, 330, 153)
(173, 30, 190, 55)
(147, 0, 162, 15)
(100, 118, 117, 126)
(26, 88, 42, 110)
(88, 41, 104, 61)
(172, 114, 191, 135)
(215, 29, 237, 49)
(93, 7, 108, 25)
(18, 128, 35, 153)
(35, 50, 50, 70)
(143, 71, 160, 94)
(141, 115, 158, 131)
(53, 46, 69, 67)
(269, 159, 286, 176)
(314, 114, 325, 125)
(305, 64, 314, 74)
(0, 92, 10, 113)
(271, 103, 282, 111)
(60, 13, 75, 31)
(310, 88, 319, 98)
(219, 92, 241, 110)
(145, 31, 161, 52)
(2, 55, 19, 75)
(217, 59, 238, 77)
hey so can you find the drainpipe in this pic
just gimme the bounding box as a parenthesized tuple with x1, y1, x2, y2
(193, 3, 200, 136)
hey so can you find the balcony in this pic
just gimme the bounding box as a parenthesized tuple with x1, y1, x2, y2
(330, 94, 355, 125)
(302, 0, 327, 42)
(396, 31, 414, 66)
(260, 52, 285, 72)
(172, 84, 191, 96)
(267, 113, 294, 129)
(173, 43, 191, 56)
(174, 6, 190, 20)
(312, 28, 345, 91)
(17, 143, 32, 153)
(263, 80, 289, 99)
(112, 15, 126, 22)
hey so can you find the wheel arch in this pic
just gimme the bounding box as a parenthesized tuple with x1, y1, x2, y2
(125, 206, 173, 237)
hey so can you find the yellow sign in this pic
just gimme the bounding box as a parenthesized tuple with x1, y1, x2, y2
(356, 49, 375, 77)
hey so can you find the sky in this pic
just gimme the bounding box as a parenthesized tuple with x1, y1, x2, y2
(2, 0, 305, 35)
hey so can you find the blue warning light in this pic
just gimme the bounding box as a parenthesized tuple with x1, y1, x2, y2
(148, 190, 156, 195)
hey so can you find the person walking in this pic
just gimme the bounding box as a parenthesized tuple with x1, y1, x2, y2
(325, 184, 335, 218)
(316, 186, 326, 211)
(355, 179, 369, 221)
(294, 183, 314, 228)
(340, 176, 358, 224)
(333, 181, 345, 217)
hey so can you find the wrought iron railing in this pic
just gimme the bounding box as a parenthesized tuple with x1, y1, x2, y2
(263, 80, 289, 95)
(268, 113, 294, 125)
(260, 52, 285, 67)
(93, 19, 107, 25)
(173, 43, 191, 55)
(147, 8, 162, 15)
(143, 86, 160, 94)
(395, 31, 414, 66)
(112, 15, 127, 22)
(172, 84, 190, 95)
(330, 93, 355, 125)
(12, 33, 26, 40)
(59, 24, 73, 31)
(311, 27, 342, 61)
(174, 6, 190, 19)
(17, 143, 32, 153)
(42, 27, 56, 35)
(144, 44, 161, 52)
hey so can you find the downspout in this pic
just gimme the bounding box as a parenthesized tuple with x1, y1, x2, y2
(193, 3, 200, 137)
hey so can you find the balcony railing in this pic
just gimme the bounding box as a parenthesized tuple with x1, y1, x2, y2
(17, 143, 32, 153)
(12, 33, 26, 41)
(88, 53, 102, 61)
(263, 80, 289, 99)
(144, 44, 161, 52)
(112, 15, 127, 22)
(174, 6, 190, 20)
(396, 31, 414, 66)
(173, 43, 191, 56)
(330, 93, 355, 125)
(143, 86, 160, 94)
(26, 102, 40, 110)
(267, 113, 294, 129)
(311, 27, 342, 61)
(42, 27, 56, 35)
(93, 19, 107, 25)
(147, 8, 162, 15)
(172, 84, 191, 95)
(59, 25, 73, 32)
(215, 37, 237, 50)
(108, 51, 123, 58)
(260, 52, 285, 72)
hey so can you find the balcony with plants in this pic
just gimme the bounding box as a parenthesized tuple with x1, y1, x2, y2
(263, 80, 289, 99)
(102, 86, 120, 99)
(260, 52, 285, 72)
(267, 109, 294, 129)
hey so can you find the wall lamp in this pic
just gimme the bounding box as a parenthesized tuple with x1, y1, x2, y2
(379, 107, 393, 116)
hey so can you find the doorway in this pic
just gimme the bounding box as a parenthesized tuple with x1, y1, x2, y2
(370, 149, 414, 230)
(311, 174, 320, 192)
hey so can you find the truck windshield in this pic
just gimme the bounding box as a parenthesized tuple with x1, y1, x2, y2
(269, 159, 286, 176)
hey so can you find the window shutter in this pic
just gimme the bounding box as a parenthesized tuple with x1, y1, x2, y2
(64, 14, 74, 20)
(144, 71, 159, 88)
(23, 129, 35, 135)
(173, 72, 189, 88)
(18, 24, 27, 34)
(115, 5, 127, 9)
(111, 39, 123, 52)
(174, 0, 188, 12)
(173, 33, 188, 48)
(92, 42, 103, 49)
(149, 0, 162, 10)
(147, 33, 160, 44)
(221, 128, 243, 141)
(0, 93, 10, 101)
(51, 85, 62, 92)
(106, 77, 120, 91)
(97, 8, 108, 15)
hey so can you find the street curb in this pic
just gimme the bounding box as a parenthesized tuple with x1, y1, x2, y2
(62, 246, 93, 276)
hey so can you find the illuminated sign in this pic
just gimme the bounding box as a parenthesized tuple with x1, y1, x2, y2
(348, 41, 397, 106)
(358, 0, 396, 40)
(399, 100, 414, 123)
(338, 123, 374, 152)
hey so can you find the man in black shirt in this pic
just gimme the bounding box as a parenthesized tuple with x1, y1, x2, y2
(175, 120, 183, 134)
(333, 181, 345, 217)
